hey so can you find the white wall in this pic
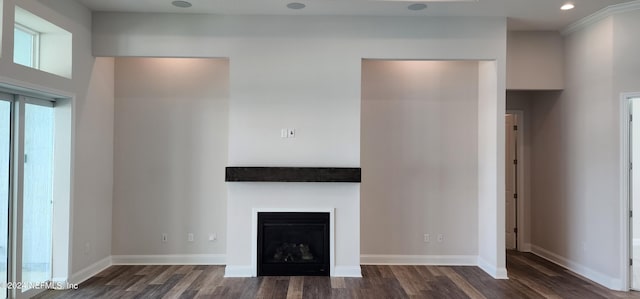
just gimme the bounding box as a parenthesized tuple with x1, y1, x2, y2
(506, 31, 564, 90)
(527, 7, 640, 290)
(477, 60, 506, 277)
(613, 10, 640, 98)
(530, 15, 620, 288)
(112, 58, 229, 256)
(92, 13, 507, 276)
(72, 56, 114, 274)
(0, 0, 114, 281)
(614, 7, 640, 287)
(361, 60, 479, 256)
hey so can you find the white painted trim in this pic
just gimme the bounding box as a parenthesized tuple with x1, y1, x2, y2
(224, 265, 253, 277)
(51, 277, 67, 284)
(248, 208, 336, 277)
(251, 209, 258, 277)
(562, 0, 640, 35)
(0, 76, 75, 99)
(361, 254, 477, 266)
(621, 93, 631, 291)
(620, 92, 640, 291)
(333, 266, 362, 277)
(69, 256, 112, 285)
(519, 243, 532, 252)
(507, 110, 527, 252)
(111, 254, 226, 265)
(477, 256, 508, 279)
(531, 245, 624, 291)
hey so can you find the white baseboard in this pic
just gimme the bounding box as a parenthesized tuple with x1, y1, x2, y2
(69, 256, 112, 285)
(361, 254, 477, 266)
(333, 266, 362, 277)
(51, 277, 67, 284)
(112, 254, 226, 265)
(224, 265, 254, 277)
(531, 245, 623, 291)
(477, 256, 508, 279)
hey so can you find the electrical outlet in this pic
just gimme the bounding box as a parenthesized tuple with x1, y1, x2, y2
(288, 128, 296, 138)
(162, 233, 168, 243)
(423, 234, 430, 243)
(188, 233, 194, 242)
(437, 234, 444, 242)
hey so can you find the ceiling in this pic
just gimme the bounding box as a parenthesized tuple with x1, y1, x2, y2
(74, 0, 636, 31)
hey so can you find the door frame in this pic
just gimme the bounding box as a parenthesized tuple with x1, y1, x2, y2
(0, 81, 74, 298)
(506, 110, 527, 251)
(621, 92, 640, 291)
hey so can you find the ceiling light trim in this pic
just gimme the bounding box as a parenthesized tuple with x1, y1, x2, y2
(286, 2, 306, 9)
(562, 0, 640, 35)
(560, 3, 575, 11)
(408, 3, 427, 11)
(172, 1, 192, 8)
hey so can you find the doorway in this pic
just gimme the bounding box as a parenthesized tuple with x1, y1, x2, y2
(629, 96, 640, 290)
(0, 90, 60, 299)
(505, 113, 518, 250)
(505, 111, 525, 251)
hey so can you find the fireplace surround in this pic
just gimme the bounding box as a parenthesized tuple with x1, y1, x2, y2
(225, 166, 361, 278)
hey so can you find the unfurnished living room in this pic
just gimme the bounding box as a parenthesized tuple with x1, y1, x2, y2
(1, 0, 640, 298)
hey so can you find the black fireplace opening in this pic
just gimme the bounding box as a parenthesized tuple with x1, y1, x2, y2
(257, 212, 330, 276)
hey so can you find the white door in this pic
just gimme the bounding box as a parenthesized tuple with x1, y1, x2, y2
(630, 98, 640, 290)
(505, 114, 517, 250)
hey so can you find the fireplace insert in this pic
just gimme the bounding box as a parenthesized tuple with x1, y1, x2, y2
(257, 212, 330, 276)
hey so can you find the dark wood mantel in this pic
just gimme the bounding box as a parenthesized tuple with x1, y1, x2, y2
(225, 167, 361, 183)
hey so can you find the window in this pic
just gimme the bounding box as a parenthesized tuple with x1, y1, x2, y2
(13, 24, 39, 68)
(13, 6, 72, 78)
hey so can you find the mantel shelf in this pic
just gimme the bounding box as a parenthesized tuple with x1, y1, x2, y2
(225, 167, 361, 183)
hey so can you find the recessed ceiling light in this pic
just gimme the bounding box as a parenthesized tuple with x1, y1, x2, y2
(287, 2, 306, 9)
(172, 1, 192, 8)
(408, 3, 427, 11)
(561, 3, 575, 10)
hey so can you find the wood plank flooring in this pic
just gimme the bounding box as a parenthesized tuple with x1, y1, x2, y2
(34, 251, 640, 298)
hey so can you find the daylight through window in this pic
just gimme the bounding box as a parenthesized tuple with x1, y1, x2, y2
(13, 23, 39, 68)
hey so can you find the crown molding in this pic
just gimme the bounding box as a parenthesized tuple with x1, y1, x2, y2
(562, 0, 640, 36)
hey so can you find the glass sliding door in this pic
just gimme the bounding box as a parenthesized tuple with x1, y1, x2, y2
(0, 92, 59, 298)
(0, 95, 11, 299)
(0, 89, 64, 298)
(21, 101, 54, 290)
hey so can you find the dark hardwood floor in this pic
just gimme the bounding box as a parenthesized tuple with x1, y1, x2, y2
(34, 251, 640, 298)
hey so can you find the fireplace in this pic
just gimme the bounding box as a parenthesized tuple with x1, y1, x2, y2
(257, 212, 330, 276)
